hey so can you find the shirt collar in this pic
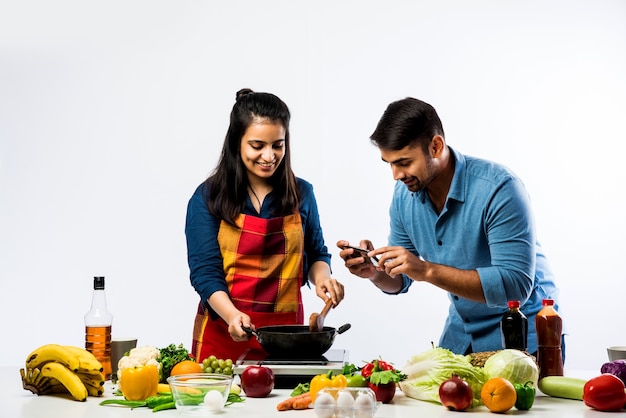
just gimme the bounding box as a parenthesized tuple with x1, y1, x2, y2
(413, 146, 466, 205)
(447, 146, 466, 204)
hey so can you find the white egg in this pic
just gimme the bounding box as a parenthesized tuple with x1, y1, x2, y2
(353, 393, 376, 418)
(336, 390, 356, 417)
(314, 392, 336, 418)
(203, 389, 225, 412)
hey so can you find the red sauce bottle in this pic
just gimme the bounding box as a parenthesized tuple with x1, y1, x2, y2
(535, 299, 563, 379)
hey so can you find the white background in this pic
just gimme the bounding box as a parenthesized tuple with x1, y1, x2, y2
(1, 0, 625, 372)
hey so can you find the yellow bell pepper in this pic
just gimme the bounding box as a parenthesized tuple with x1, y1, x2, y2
(310, 371, 348, 402)
(120, 365, 159, 401)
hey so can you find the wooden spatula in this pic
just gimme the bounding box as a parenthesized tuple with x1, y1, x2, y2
(309, 298, 333, 332)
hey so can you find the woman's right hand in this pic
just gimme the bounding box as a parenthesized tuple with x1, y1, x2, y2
(227, 312, 254, 342)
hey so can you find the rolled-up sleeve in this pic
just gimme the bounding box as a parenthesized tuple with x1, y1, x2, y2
(477, 177, 536, 307)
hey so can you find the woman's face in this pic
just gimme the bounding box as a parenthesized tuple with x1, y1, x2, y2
(240, 119, 286, 183)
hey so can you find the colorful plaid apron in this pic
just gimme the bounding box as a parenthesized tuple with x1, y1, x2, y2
(192, 212, 305, 361)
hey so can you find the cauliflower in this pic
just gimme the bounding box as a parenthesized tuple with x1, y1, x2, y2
(117, 345, 161, 386)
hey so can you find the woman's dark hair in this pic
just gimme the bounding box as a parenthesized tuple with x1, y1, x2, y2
(370, 97, 445, 152)
(205, 88, 300, 224)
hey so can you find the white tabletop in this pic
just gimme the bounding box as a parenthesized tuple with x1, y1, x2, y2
(0, 366, 611, 417)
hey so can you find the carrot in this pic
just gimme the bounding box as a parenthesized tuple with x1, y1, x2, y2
(276, 392, 311, 411)
(291, 393, 312, 410)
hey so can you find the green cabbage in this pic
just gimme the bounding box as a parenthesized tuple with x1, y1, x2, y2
(483, 349, 539, 386)
(398, 347, 485, 405)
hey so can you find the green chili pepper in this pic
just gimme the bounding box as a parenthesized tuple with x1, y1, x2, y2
(513, 381, 536, 410)
(152, 401, 176, 412)
(146, 394, 174, 408)
(99, 399, 147, 408)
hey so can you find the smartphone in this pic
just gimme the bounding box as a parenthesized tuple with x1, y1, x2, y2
(341, 245, 380, 265)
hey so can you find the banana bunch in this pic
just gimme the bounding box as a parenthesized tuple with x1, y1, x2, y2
(20, 344, 106, 402)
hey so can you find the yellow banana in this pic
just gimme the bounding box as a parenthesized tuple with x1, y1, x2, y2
(20, 367, 50, 395)
(63, 345, 104, 372)
(25, 344, 80, 372)
(78, 374, 104, 396)
(76, 372, 105, 391)
(38, 378, 68, 395)
(83, 382, 104, 397)
(40, 362, 88, 401)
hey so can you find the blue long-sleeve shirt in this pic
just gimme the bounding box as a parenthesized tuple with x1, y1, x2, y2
(389, 147, 560, 354)
(185, 178, 331, 309)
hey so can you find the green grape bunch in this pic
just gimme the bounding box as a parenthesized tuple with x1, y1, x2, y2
(201, 355, 234, 376)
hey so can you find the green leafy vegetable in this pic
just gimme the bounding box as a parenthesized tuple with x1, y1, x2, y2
(158, 344, 194, 383)
(225, 393, 245, 406)
(342, 363, 361, 375)
(483, 349, 539, 386)
(398, 347, 485, 406)
(290, 382, 310, 396)
(369, 369, 406, 385)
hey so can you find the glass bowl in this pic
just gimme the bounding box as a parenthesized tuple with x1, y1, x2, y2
(167, 373, 233, 415)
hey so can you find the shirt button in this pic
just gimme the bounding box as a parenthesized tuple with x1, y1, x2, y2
(438, 240, 443, 246)
(453, 295, 459, 300)
(464, 318, 471, 323)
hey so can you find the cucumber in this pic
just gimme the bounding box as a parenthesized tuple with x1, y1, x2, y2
(538, 376, 586, 400)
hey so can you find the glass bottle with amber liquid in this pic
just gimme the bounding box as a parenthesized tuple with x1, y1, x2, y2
(500, 300, 528, 351)
(84, 276, 113, 380)
(535, 298, 563, 380)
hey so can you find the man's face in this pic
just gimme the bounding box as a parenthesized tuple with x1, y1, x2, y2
(380, 143, 437, 193)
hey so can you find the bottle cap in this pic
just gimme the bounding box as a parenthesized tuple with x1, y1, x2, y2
(93, 276, 105, 290)
(507, 300, 520, 308)
(542, 299, 554, 306)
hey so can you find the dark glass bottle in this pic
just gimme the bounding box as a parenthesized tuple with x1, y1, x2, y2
(84, 276, 113, 380)
(500, 300, 528, 351)
(535, 298, 563, 380)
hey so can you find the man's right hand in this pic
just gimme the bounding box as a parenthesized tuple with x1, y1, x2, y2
(336, 239, 379, 279)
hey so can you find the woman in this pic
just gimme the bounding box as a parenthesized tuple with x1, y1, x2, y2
(185, 88, 345, 362)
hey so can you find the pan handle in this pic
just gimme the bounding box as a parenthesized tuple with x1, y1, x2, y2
(241, 325, 258, 338)
(336, 323, 351, 335)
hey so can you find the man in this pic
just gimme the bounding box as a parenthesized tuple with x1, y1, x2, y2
(338, 97, 562, 357)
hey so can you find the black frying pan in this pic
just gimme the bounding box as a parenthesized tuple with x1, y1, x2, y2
(242, 323, 351, 358)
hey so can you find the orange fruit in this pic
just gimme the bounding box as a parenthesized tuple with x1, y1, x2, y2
(481, 377, 517, 413)
(170, 360, 203, 376)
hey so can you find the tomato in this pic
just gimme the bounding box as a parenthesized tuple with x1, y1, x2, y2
(361, 363, 375, 379)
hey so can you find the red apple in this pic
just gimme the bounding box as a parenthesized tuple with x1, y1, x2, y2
(368, 382, 397, 403)
(438, 374, 473, 411)
(240, 365, 275, 398)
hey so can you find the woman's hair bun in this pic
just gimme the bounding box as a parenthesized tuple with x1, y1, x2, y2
(236, 88, 254, 101)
